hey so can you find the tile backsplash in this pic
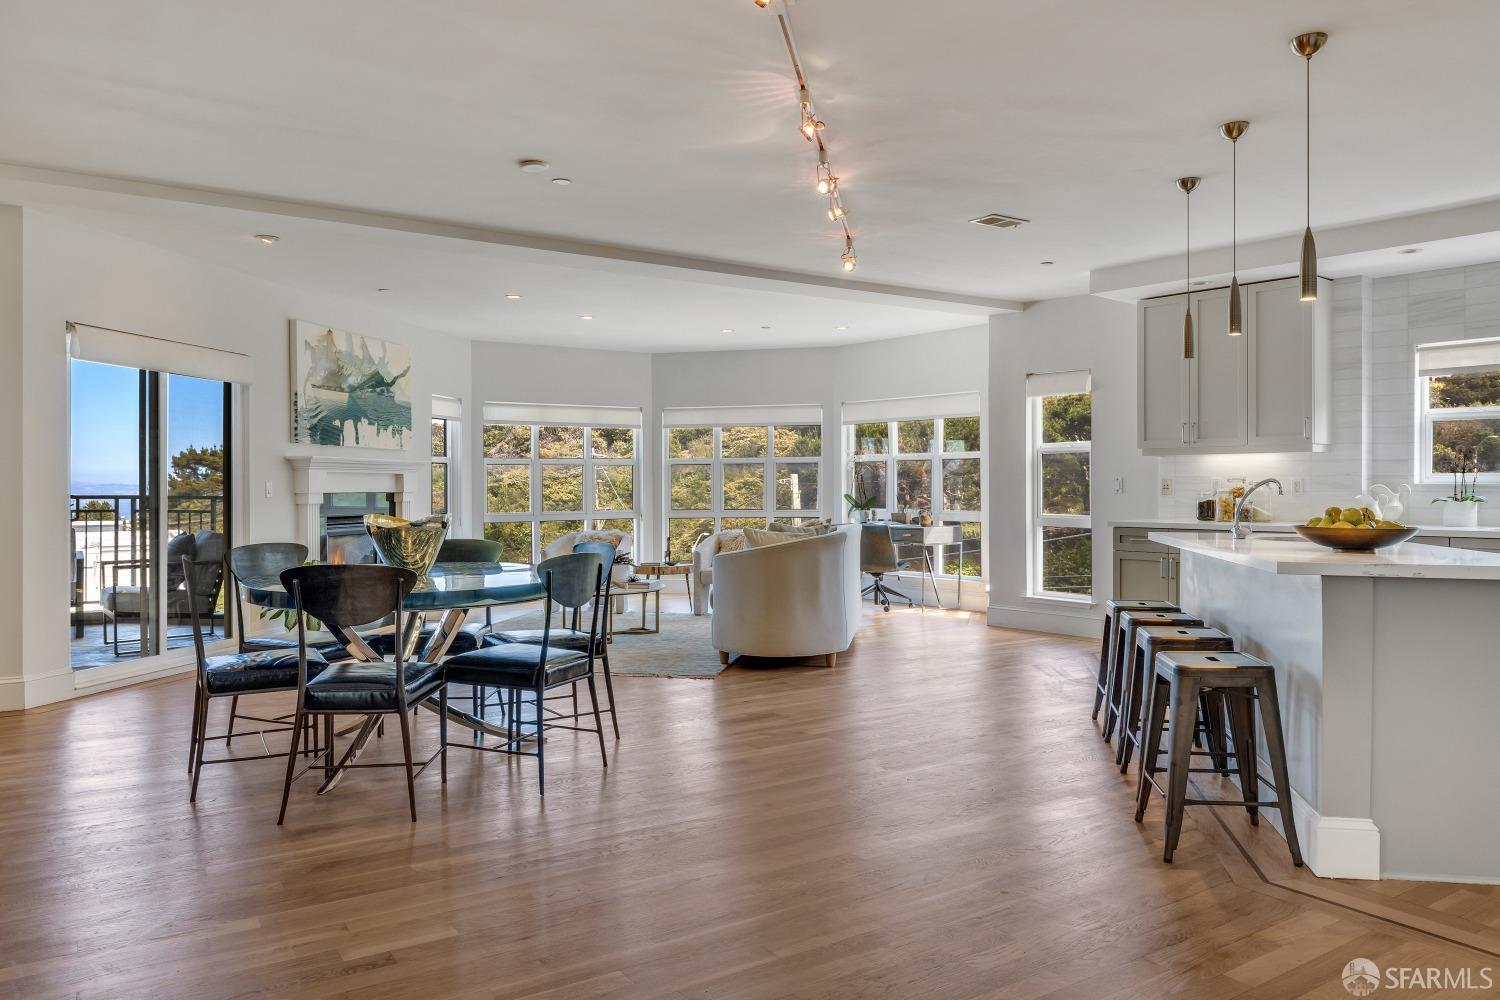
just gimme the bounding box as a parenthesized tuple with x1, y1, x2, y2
(1156, 262, 1500, 527)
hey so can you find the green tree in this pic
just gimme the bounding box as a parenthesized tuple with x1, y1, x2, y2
(1042, 394, 1091, 442)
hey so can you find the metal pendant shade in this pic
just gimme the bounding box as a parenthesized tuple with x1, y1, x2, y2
(1220, 120, 1249, 337)
(1292, 31, 1327, 302)
(1178, 176, 1199, 360)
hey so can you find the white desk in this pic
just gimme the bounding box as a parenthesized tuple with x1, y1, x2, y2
(869, 521, 967, 608)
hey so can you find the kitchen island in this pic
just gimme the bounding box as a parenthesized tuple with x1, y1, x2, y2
(1149, 531, 1500, 883)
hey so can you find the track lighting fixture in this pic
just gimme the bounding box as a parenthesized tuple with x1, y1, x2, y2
(758, 0, 862, 272)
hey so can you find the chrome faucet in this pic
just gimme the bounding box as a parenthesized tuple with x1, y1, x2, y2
(1232, 478, 1284, 540)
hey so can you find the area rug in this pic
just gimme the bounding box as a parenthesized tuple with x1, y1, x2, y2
(486, 610, 725, 679)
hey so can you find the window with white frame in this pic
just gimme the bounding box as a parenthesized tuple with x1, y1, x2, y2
(663, 406, 824, 562)
(1417, 339, 1500, 482)
(1027, 372, 1091, 598)
(430, 396, 461, 519)
(842, 397, 983, 579)
(482, 404, 641, 563)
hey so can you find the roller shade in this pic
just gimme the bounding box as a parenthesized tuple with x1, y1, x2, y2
(430, 395, 463, 420)
(1025, 370, 1091, 398)
(67, 322, 253, 384)
(841, 391, 981, 424)
(482, 401, 642, 427)
(661, 403, 823, 427)
(1416, 339, 1500, 378)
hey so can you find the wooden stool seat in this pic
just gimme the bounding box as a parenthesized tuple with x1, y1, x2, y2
(1094, 600, 1179, 725)
(1135, 650, 1303, 868)
(1103, 610, 1200, 744)
(1117, 626, 1234, 774)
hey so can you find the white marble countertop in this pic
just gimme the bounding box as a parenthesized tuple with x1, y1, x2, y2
(1114, 519, 1500, 539)
(1146, 531, 1500, 579)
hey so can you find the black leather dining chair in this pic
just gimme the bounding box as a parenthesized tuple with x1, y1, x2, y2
(276, 564, 445, 824)
(184, 556, 326, 804)
(439, 551, 609, 796)
(486, 539, 621, 738)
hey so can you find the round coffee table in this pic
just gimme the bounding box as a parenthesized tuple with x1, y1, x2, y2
(610, 580, 665, 638)
(632, 561, 694, 614)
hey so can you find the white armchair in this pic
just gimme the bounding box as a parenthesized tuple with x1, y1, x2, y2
(709, 525, 861, 667)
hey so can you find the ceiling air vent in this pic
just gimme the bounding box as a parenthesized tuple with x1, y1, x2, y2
(969, 213, 1029, 230)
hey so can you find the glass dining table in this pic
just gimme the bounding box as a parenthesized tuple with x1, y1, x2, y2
(241, 560, 546, 789)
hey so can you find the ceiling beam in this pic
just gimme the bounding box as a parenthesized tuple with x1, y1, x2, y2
(1089, 196, 1500, 302)
(0, 161, 1021, 316)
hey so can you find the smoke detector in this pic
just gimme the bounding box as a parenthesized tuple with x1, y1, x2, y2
(969, 213, 1029, 230)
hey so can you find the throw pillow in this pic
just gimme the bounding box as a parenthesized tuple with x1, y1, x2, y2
(716, 529, 746, 553)
(744, 526, 801, 548)
(765, 522, 818, 536)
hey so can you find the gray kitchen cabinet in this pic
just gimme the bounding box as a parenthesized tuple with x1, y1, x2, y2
(1139, 296, 1192, 449)
(1138, 275, 1330, 455)
(1247, 275, 1332, 450)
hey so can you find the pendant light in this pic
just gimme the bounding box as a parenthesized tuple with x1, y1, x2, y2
(1220, 120, 1249, 336)
(1291, 31, 1327, 302)
(1178, 176, 1200, 359)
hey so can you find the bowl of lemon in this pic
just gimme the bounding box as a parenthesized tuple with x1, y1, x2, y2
(1293, 506, 1418, 551)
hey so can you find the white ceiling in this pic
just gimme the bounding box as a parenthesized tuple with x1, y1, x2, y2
(2, 0, 1499, 348)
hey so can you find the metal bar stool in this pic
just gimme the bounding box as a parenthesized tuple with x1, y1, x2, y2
(1103, 610, 1201, 744)
(1094, 600, 1179, 725)
(1118, 625, 1234, 774)
(1135, 649, 1303, 867)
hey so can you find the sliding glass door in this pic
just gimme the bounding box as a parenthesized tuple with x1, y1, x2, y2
(69, 361, 232, 668)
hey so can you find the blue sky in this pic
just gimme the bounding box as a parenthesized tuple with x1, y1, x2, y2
(70, 361, 225, 492)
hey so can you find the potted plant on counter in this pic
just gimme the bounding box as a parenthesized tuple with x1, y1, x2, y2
(1433, 450, 1486, 528)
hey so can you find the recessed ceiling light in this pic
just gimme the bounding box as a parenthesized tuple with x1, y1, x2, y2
(1039, 260, 1054, 266)
(518, 159, 550, 173)
(376, 287, 389, 293)
(504, 293, 522, 300)
(721, 328, 734, 334)
(551, 177, 572, 186)
(580, 315, 594, 320)
(835, 325, 848, 331)
(1398, 247, 1422, 255)
(1192, 280, 1209, 286)
(761, 325, 771, 330)
(254, 234, 279, 244)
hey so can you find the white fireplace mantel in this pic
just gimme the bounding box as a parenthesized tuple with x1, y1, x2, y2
(285, 455, 427, 550)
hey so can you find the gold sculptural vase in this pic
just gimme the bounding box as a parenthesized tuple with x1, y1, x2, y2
(364, 513, 449, 576)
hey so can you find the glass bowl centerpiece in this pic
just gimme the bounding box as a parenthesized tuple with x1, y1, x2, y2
(364, 513, 449, 575)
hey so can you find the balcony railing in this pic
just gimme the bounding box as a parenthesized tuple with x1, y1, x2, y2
(70, 494, 225, 618)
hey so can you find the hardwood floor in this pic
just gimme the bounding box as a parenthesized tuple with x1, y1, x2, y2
(2, 605, 1497, 999)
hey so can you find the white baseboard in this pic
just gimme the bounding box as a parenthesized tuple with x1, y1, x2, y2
(0, 675, 24, 712)
(986, 602, 1101, 638)
(1228, 756, 1382, 880)
(20, 668, 75, 709)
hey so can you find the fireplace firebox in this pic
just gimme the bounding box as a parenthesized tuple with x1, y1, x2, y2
(320, 491, 395, 564)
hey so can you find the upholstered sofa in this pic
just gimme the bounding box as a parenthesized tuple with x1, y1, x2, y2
(709, 524, 861, 667)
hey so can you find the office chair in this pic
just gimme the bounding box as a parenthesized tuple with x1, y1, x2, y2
(860, 523, 916, 612)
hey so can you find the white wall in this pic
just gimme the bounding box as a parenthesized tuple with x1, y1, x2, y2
(8, 208, 474, 707)
(987, 296, 1158, 636)
(0, 206, 22, 708)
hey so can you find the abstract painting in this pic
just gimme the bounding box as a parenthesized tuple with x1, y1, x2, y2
(290, 320, 412, 449)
